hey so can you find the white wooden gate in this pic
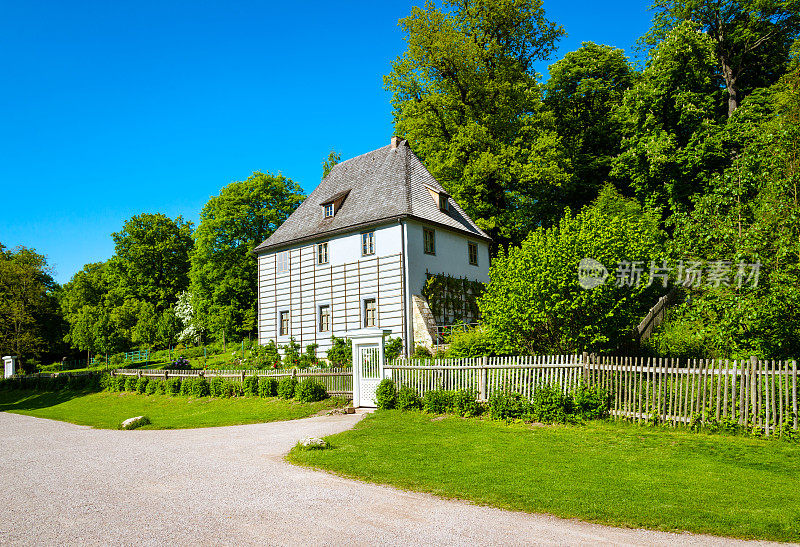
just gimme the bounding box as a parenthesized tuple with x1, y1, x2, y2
(350, 328, 391, 408)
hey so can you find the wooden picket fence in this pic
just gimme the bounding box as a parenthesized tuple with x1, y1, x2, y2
(112, 367, 353, 397)
(386, 354, 799, 435)
(387, 355, 583, 402)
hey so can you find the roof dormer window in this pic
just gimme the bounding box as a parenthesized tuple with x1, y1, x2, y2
(426, 185, 450, 213)
(320, 188, 350, 219)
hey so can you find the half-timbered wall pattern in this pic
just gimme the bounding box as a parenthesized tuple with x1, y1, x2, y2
(258, 247, 405, 355)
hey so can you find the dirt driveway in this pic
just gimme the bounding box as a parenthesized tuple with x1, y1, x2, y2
(0, 412, 775, 546)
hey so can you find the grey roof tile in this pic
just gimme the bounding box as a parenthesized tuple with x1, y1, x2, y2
(253, 140, 490, 252)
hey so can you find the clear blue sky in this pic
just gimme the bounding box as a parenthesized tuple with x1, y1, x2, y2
(0, 0, 653, 284)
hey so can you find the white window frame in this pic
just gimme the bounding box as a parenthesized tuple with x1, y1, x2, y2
(317, 242, 329, 265)
(361, 231, 375, 256)
(324, 203, 334, 218)
(423, 228, 436, 255)
(468, 242, 478, 266)
(318, 304, 331, 332)
(363, 298, 377, 327)
(279, 310, 290, 336)
(276, 251, 289, 273)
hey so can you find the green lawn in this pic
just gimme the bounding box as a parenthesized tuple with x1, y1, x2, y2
(0, 390, 346, 429)
(288, 410, 800, 542)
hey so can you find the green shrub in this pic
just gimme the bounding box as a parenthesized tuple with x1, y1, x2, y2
(296, 378, 328, 403)
(412, 345, 432, 359)
(100, 373, 114, 391)
(155, 379, 167, 395)
(243, 375, 259, 396)
(396, 386, 422, 411)
(531, 385, 574, 424)
(259, 377, 278, 398)
(191, 377, 210, 397)
(277, 376, 298, 399)
(282, 338, 302, 368)
(145, 379, 159, 395)
(298, 344, 320, 368)
(445, 327, 493, 357)
(124, 376, 138, 392)
(179, 377, 194, 396)
(209, 376, 225, 397)
(385, 337, 404, 361)
(375, 379, 397, 410)
(135, 376, 149, 394)
(166, 377, 181, 395)
(488, 391, 532, 421)
(574, 384, 610, 420)
(451, 389, 479, 417)
(423, 389, 452, 414)
(326, 336, 352, 366)
(113, 375, 127, 392)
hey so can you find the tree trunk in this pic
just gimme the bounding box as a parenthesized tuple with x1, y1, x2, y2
(720, 56, 739, 116)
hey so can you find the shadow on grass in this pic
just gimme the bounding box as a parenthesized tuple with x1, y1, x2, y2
(0, 389, 96, 412)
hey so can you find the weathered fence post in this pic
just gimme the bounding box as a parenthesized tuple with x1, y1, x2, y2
(582, 352, 589, 386)
(749, 356, 758, 430)
(479, 356, 488, 401)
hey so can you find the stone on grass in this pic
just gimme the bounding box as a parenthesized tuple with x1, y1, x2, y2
(120, 416, 151, 430)
(298, 437, 328, 449)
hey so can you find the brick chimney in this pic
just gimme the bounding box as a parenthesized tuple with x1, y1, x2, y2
(391, 136, 403, 149)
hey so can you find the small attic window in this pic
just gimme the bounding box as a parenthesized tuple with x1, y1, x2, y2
(320, 188, 350, 219)
(426, 185, 450, 213)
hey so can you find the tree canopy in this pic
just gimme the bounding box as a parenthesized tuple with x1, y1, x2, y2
(189, 171, 304, 343)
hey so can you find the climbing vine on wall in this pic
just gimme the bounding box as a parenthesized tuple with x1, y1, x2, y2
(421, 273, 485, 325)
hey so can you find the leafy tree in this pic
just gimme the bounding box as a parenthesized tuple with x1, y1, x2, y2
(479, 186, 665, 354)
(322, 149, 340, 179)
(190, 171, 303, 343)
(612, 22, 728, 218)
(385, 0, 569, 245)
(544, 42, 635, 207)
(0, 245, 63, 370)
(651, 61, 800, 358)
(326, 335, 352, 366)
(642, 0, 800, 115)
(109, 213, 194, 313)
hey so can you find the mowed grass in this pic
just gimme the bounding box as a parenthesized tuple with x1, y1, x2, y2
(288, 410, 800, 542)
(0, 390, 347, 429)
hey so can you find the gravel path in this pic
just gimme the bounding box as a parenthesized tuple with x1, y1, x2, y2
(0, 411, 778, 546)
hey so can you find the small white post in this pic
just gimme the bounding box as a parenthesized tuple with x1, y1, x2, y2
(2, 356, 18, 378)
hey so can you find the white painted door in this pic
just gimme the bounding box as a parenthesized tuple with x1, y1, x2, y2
(356, 344, 381, 407)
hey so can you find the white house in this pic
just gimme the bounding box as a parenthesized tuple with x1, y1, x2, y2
(253, 137, 491, 356)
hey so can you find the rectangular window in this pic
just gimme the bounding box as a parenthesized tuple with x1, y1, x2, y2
(279, 311, 290, 336)
(363, 298, 376, 327)
(468, 242, 478, 266)
(317, 242, 328, 264)
(276, 251, 289, 273)
(361, 231, 375, 256)
(319, 305, 330, 332)
(324, 203, 334, 218)
(423, 228, 436, 255)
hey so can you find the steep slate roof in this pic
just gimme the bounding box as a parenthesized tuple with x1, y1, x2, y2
(253, 139, 491, 253)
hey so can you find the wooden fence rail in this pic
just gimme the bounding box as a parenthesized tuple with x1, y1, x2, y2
(112, 367, 353, 397)
(386, 354, 799, 435)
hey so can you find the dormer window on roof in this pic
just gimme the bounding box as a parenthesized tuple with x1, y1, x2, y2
(320, 188, 350, 219)
(426, 185, 450, 213)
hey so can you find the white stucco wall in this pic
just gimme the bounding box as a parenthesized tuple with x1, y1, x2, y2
(405, 219, 490, 296)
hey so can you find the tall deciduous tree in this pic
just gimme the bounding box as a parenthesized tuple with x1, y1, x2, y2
(385, 0, 569, 245)
(321, 150, 340, 180)
(479, 186, 665, 355)
(0, 245, 63, 370)
(544, 42, 635, 206)
(642, 0, 800, 116)
(109, 213, 194, 313)
(190, 171, 304, 343)
(612, 21, 728, 217)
